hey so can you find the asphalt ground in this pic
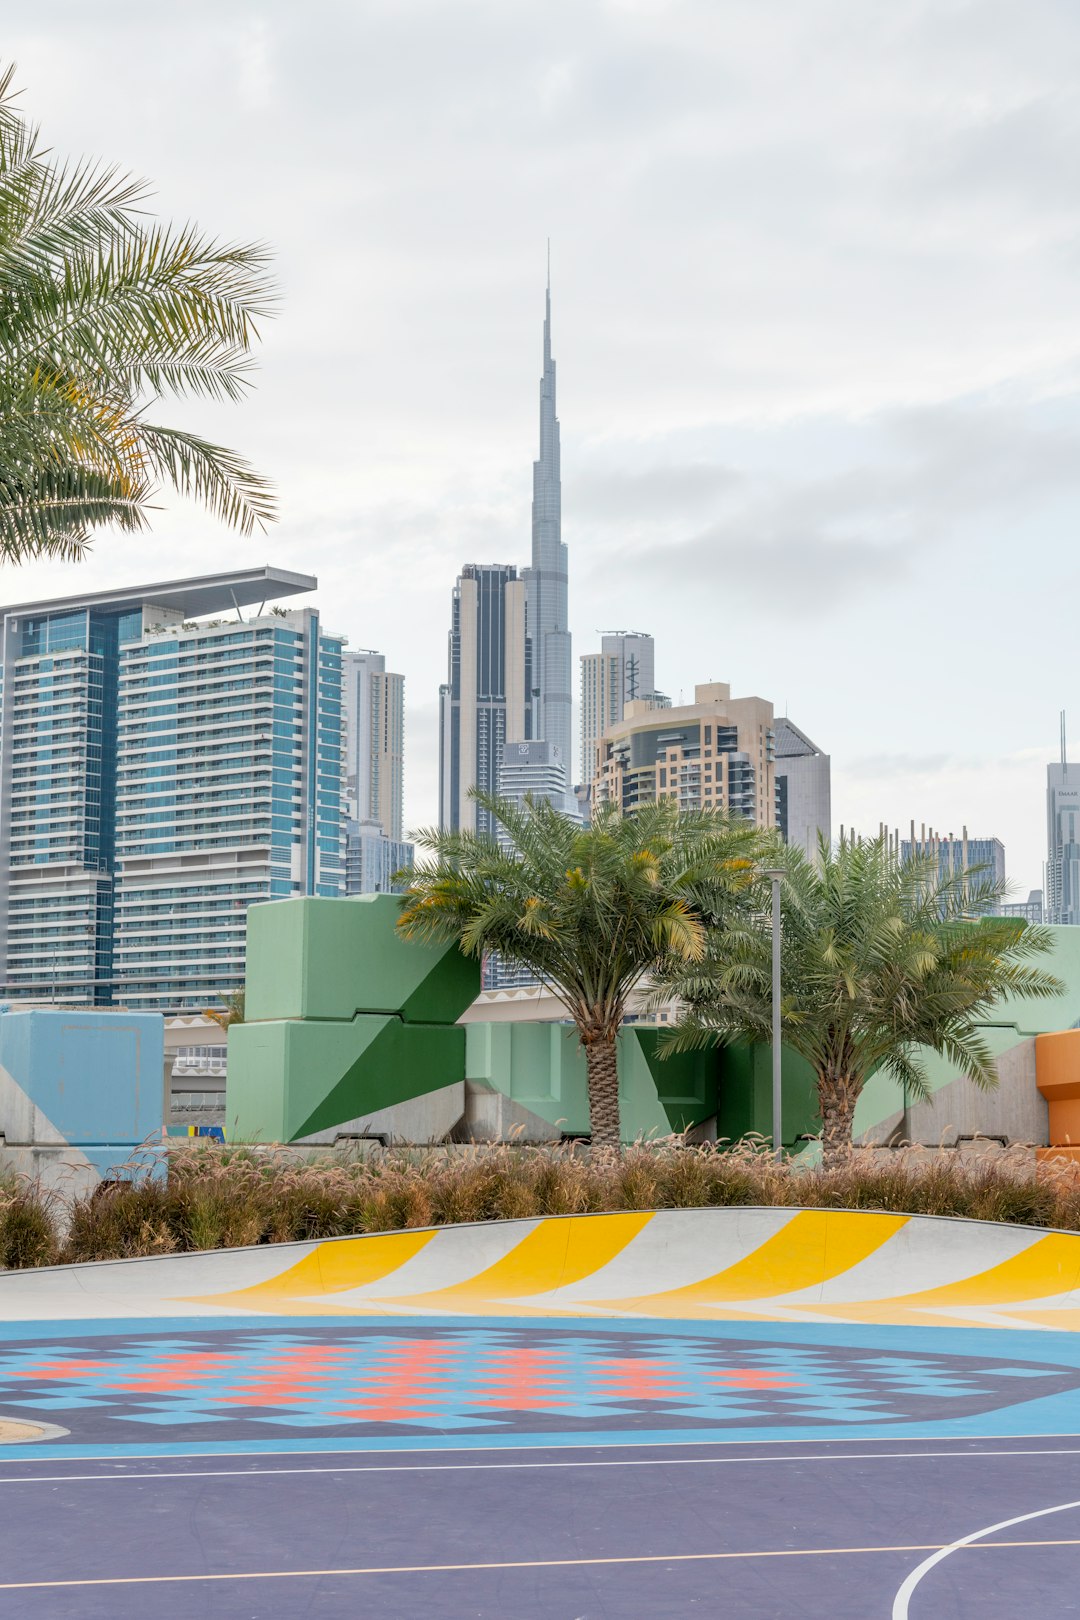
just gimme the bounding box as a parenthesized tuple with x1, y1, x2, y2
(2, 1317, 1080, 1618)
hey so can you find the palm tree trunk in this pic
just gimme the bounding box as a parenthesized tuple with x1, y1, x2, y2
(585, 1034, 621, 1157)
(818, 1071, 860, 1169)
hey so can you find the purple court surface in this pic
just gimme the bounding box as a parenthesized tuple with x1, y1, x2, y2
(1, 1315, 1080, 1616)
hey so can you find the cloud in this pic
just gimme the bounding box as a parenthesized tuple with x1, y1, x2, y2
(10, 0, 1080, 892)
(599, 393, 1080, 614)
(567, 460, 742, 522)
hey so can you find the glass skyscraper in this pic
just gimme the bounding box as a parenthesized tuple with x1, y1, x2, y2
(439, 563, 527, 839)
(523, 273, 573, 805)
(0, 567, 345, 1011)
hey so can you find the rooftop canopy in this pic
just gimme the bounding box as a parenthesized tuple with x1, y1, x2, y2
(1, 565, 316, 624)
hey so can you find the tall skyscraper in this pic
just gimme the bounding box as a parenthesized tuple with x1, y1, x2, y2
(580, 633, 668, 789)
(773, 718, 831, 858)
(0, 568, 346, 1010)
(439, 564, 527, 838)
(522, 272, 572, 802)
(341, 649, 404, 840)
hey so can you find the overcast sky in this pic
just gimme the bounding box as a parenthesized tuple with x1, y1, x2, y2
(7, 0, 1080, 891)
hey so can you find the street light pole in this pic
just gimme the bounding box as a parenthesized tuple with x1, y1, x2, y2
(762, 868, 785, 1162)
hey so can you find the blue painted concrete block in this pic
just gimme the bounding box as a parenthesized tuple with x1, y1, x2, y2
(0, 1008, 164, 1190)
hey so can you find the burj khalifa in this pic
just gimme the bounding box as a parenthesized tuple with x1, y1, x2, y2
(523, 269, 572, 804)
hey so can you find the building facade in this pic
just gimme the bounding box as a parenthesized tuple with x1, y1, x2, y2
(0, 568, 346, 1011)
(345, 819, 414, 895)
(594, 682, 776, 826)
(773, 717, 831, 857)
(580, 633, 668, 789)
(1047, 763, 1080, 925)
(485, 739, 571, 990)
(497, 739, 569, 816)
(522, 276, 573, 805)
(341, 649, 404, 841)
(438, 564, 527, 839)
(899, 833, 1006, 911)
(1000, 890, 1044, 924)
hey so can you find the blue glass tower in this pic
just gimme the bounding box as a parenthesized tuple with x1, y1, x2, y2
(0, 568, 345, 1010)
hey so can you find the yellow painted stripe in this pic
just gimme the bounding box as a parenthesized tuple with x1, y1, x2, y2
(379, 1213, 653, 1306)
(893, 1232, 1080, 1307)
(995, 1307, 1080, 1330)
(181, 1229, 436, 1311)
(596, 1210, 908, 1312)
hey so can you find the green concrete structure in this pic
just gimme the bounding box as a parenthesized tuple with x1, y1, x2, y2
(228, 896, 731, 1145)
(229, 897, 479, 1144)
(228, 899, 1080, 1150)
(465, 1022, 721, 1140)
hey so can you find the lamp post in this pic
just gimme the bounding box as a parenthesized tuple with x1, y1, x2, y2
(762, 868, 785, 1162)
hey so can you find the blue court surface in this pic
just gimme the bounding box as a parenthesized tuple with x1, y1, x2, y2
(1, 1314, 1080, 1616)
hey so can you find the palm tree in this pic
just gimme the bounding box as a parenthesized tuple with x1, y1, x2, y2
(661, 835, 1061, 1166)
(204, 989, 245, 1031)
(0, 63, 275, 564)
(396, 792, 765, 1153)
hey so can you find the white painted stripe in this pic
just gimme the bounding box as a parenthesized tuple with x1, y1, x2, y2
(530, 1209, 799, 1306)
(776, 1220, 1042, 1307)
(892, 1496, 1080, 1619)
(8, 1446, 1080, 1486)
(310, 1220, 543, 1305)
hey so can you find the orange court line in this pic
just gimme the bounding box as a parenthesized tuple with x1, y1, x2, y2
(4, 1538, 1080, 1589)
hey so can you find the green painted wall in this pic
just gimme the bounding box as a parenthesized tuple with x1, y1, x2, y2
(716, 1042, 821, 1148)
(464, 1023, 720, 1139)
(244, 894, 479, 1024)
(229, 1017, 466, 1142)
(228, 901, 1080, 1151)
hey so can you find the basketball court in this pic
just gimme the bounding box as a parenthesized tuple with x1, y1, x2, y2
(2, 1208, 1080, 1617)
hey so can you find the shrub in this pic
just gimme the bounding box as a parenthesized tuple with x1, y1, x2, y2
(5, 1138, 1080, 1270)
(0, 1184, 58, 1268)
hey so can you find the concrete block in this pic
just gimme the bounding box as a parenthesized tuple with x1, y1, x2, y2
(244, 895, 480, 1025)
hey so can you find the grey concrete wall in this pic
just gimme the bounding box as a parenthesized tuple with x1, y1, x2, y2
(861, 1039, 1049, 1148)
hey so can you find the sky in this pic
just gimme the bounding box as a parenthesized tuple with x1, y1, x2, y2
(6, 0, 1080, 892)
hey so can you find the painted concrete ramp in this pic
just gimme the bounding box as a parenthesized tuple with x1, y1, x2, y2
(3, 1208, 1080, 1330)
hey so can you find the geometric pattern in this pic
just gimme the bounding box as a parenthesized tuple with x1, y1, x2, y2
(1, 1325, 1076, 1443)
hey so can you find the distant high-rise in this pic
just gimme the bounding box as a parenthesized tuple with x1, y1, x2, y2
(900, 834, 1006, 899)
(580, 633, 668, 789)
(498, 740, 569, 818)
(595, 682, 776, 825)
(0, 568, 345, 1011)
(345, 819, 414, 896)
(1000, 890, 1044, 924)
(522, 271, 572, 802)
(439, 564, 527, 839)
(1047, 767, 1080, 924)
(485, 739, 570, 990)
(341, 649, 404, 840)
(773, 718, 831, 857)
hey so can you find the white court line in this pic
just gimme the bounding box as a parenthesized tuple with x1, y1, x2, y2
(7, 1446, 1080, 1486)
(893, 1498, 1080, 1619)
(1, 1427, 1078, 1465)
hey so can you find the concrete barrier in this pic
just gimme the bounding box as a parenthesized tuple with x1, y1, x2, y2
(3, 1207, 1080, 1330)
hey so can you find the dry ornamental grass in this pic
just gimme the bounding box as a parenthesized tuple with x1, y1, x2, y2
(1, 1139, 1079, 1268)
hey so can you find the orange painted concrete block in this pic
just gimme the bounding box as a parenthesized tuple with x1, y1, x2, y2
(1036, 1030, 1080, 1146)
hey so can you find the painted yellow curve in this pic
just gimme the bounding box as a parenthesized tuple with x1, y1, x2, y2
(178, 1210, 1080, 1330)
